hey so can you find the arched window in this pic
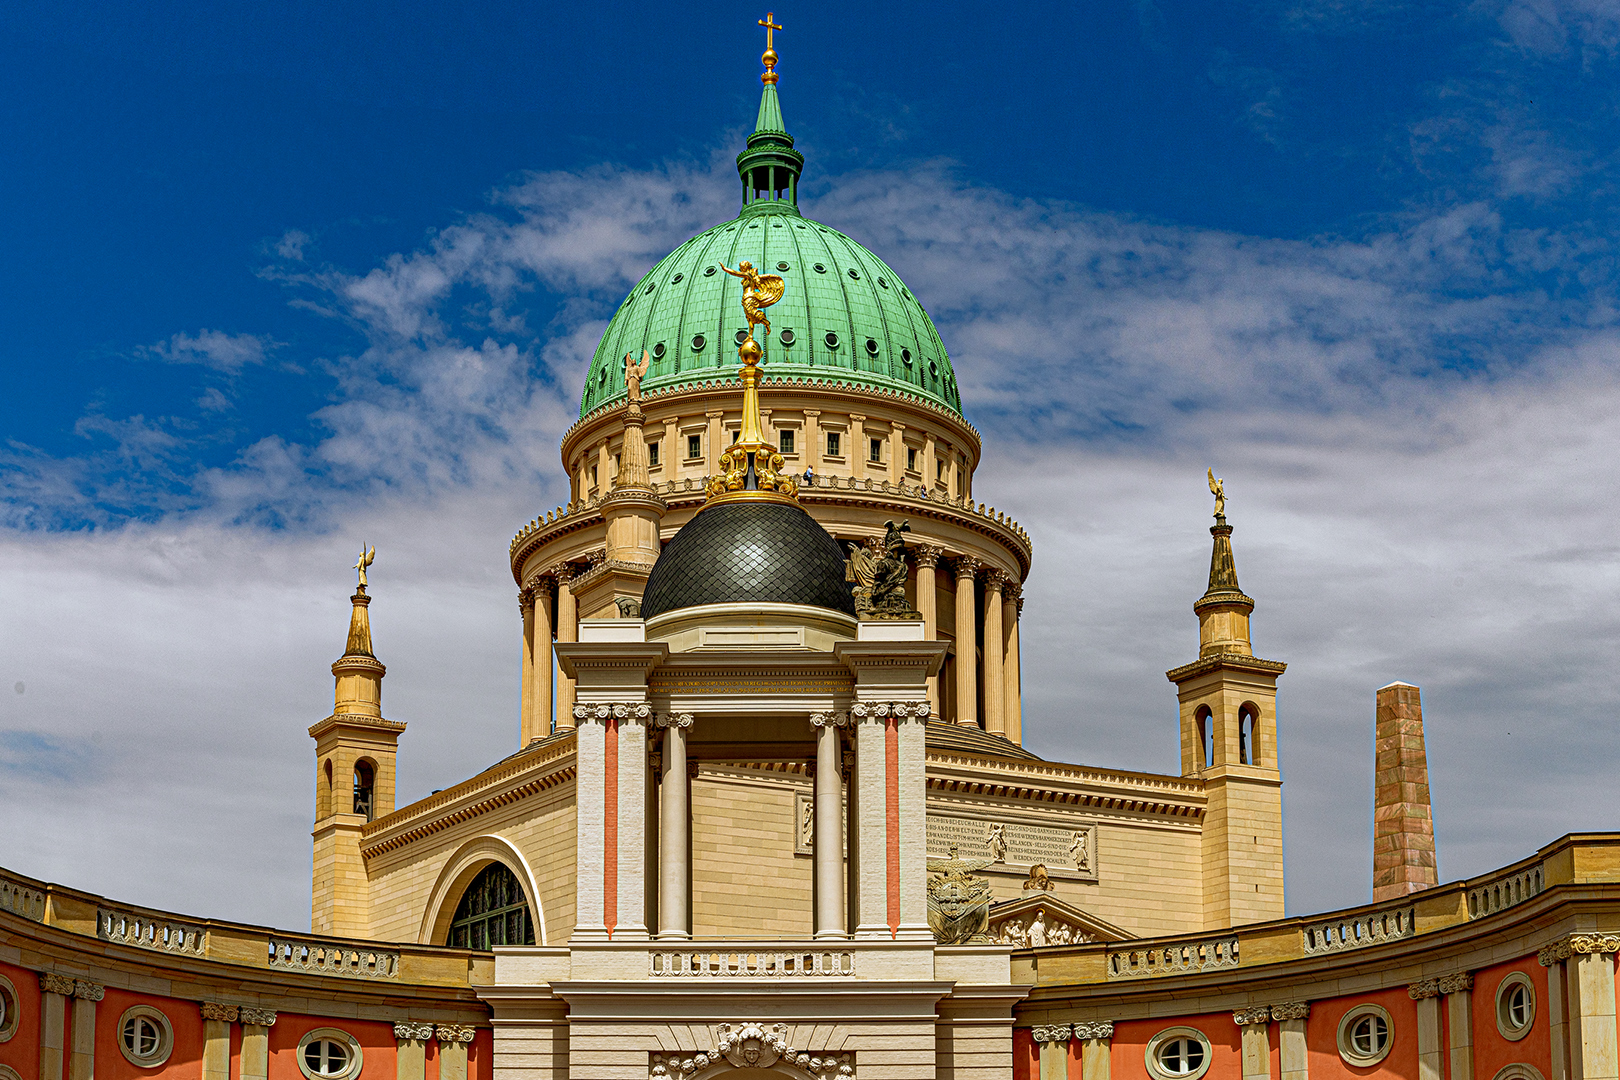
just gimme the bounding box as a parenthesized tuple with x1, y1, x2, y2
(353, 760, 375, 820)
(1195, 706, 1214, 768)
(320, 759, 334, 819)
(447, 863, 536, 949)
(1238, 704, 1259, 766)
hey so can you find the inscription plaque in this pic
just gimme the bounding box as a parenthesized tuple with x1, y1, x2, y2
(926, 814, 1096, 878)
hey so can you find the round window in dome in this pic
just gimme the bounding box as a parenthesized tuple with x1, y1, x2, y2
(878, 277, 888, 288)
(735, 330, 750, 345)
(780, 329, 796, 346)
(748, 222, 759, 229)
(865, 338, 879, 355)
(825, 332, 840, 349)
(670, 273, 683, 284)
(704, 266, 716, 276)
(929, 360, 938, 377)
(813, 263, 827, 273)
(902, 349, 913, 365)
(776, 261, 790, 271)
(848, 268, 860, 280)
(599, 369, 607, 385)
(691, 335, 706, 352)
(644, 284, 655, 294)
(651, 342, 666, 359)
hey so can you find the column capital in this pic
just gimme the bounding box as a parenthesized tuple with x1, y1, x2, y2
(1540, 933, 1620, 964)
(1233, 1006, 1271, 1027)
(550, 562, 579, 586)
(953, 555, 982, 580)
(1031, 1024, 1073, 1045)
(612, 702, 655, 724)
(803, 409, 821, 417)
(1073, 1021, 1115, 1040)
(810, 711, 850, 728)
(850, 413, 867, 422)
(913, 544, 943, 570)
(435, 1025, 476, 1047)
(1270, 1002, 1310, 1022)
(239, 1008, 277, 1027)
(656, 712, 693, 729)
(394, 1022, 435, 1042)
(983, 568, 1009, 594)
(71, 980, 103, 1002)
(518, 587, 535, 613)
(1437, 972, 1474, 994)
(528, 576, 556, 600)
(199, 1002, 238, 1022)
(39, 972, 76, 996)
(850, 701, 930, 721)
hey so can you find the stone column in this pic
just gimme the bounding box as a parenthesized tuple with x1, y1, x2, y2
(1272, 1003, 1310, 1080)
(1004, 586, 1022, 743)
(851, 704, 889, 938)
(572, 703, 609, 940)
(37, 974, 73, 1080)
(982, 571, 1006, 736)
(554, 568, 577, 728)
(915, 547, 942, 718)
(1546, 934, 1620, 1080)
(614, 703, 652, 939)
(893, 700, 932, 940)
(810, 712, 849, 939)
(1234, 1008, 1271, 1080)
(1410, 980, 1444, 1080)
(67, 981, 101, 1080)
(597, 441, 612, 492)
(953, 557, 980, 727)
(530, 578, 555, 740)
(656, 712, 693, 939)
(1031, 1025, 1072, 1080)
(199, 1002, 237, 1080)
(1373, 681, 1438, 901)
(436, 1025, 475, 1080)
(1075, 1021, 1113, 1080)
(519, 588, 536, 746)
(1442, 973, 1475, 1080)
(1541, 942, 1571, 1080)
(393, 1023, 432, 1080)
(240, 1009, 277, 1080)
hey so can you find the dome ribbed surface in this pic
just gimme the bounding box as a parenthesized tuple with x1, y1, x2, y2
(580, 203, 961, 418)
(641, 500, 856, 621)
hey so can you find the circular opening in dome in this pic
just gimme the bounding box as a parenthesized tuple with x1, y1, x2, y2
(748, 222, 759, 229)
(772, 221, 782, 228)
(795, 224, 806, 229)
(691, 335, 706, 352)
(902, 349, 913, 365)
(599, 369, 608, 384)
(644, 284, 655, 294)
(929, 360, 938, 376)
(825, 332, 840, 349)
(847, 268, 860, 280)
(878, 278, 889, 289)
(780, 329, 796, 346)
(813, 263, 827, 273)
(652, 342, 666, 359)
(671, 273, 684, 284)
(865, 338, 879, 355)
(735, 330, 750, 345)
(704, 266, 717, 276)
(776, 261, 790, 271)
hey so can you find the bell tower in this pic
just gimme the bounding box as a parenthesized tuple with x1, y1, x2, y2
(1166, 475, 1286, 928)
(310, 548, 405, 936)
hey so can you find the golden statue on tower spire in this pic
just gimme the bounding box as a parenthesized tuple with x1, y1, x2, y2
(758, 12, 782, 85)
(719, 261, 785, 338)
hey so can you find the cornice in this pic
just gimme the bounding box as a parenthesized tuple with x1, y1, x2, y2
(926, 750, 1206, 819)
(1165, 652, 1288, 684)
(308, 714, 408, 739)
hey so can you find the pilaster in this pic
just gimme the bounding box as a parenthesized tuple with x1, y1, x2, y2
(199, 1002, 237, 1080)
(239, 1010, 276, 1080)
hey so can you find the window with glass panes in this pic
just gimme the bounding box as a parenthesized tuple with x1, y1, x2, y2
(447, 862, 535, 949)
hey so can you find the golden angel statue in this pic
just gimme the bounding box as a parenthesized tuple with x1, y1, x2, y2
(354, 545, 375, 588)
(1207, 468, 1225, 519)
(623, 349, 650, 402)
(719, 261, 786, 338)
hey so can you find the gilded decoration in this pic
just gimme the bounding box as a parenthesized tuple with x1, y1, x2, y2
(846, 520, 922, 619)
(702, 271, 799, 505)
(927, 844, 994, 944)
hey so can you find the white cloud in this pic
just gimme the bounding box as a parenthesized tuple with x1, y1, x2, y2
(144, 329, 276, 374)
(3, 155, 1618, 928)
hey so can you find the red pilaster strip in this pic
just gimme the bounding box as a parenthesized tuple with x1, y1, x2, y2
(885, 715, 900, 938)
(604, 716, 619, 939)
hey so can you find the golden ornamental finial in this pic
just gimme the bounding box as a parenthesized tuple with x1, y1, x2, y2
(758, 12, 782, 85)
(1207, 469, 1226, 522)
(354, 545, 375, 591)
(703, 266, 797, 505)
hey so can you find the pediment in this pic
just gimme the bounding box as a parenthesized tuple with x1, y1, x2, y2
(987, 891, 1127, 947)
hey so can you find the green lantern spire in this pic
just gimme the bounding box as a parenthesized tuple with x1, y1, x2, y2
(737, 12, 804, 215)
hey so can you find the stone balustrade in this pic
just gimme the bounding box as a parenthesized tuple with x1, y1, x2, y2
(1301, 905, 1415, 955)
(0, 873, 46, 921)
(98, 908, 208, 955)
(1106, 936, 1240, 979)
(268, 937, 400, 979)
(1467, 863, 1544, 919)
(650, 948, 856, 977)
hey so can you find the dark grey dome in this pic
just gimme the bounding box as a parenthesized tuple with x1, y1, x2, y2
(641, 500, 857, 621)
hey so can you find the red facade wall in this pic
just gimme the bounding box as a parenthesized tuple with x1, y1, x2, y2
(1306, 987, 1420, 1080)
(267, 1015, 397, 1080)
(1012, 1026, 1036, 1080)
(1112, 1011, 1244, 1080)
(1471, 958, 1551, 1080)
(0, 961, 42, 1079)
(93, 986, 206, 1080)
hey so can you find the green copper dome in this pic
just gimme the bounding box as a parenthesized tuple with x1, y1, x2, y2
(579, 81, 961, 418)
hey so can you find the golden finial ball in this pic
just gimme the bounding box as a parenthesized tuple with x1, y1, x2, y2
(738, 336, 763, 366)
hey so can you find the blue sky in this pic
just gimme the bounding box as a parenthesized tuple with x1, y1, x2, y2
(4, 1, 1620, 928)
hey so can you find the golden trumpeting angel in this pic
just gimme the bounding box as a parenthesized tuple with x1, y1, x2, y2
(354, 545, 375, 588)
(623, 349, 650, 402)
(719, 261, 786, 338)
(1207, 469, 1225, 519)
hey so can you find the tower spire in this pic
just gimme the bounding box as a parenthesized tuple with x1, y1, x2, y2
(1195, 471, 1253, 655)
(738, 12, 803, 212)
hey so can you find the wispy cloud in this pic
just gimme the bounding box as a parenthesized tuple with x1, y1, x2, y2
(143, 329, 277, 374)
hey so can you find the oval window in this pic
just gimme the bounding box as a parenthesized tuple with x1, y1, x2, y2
(704, 266, 717, 276)
(670, 273, 683, 284)
(848, 268, 860, 280)
(824, 332, 840, 349)
(118, 1006, 175, 1068)
(901, 348, 913, 365)
(296, 1029, 364, 1080)
(1336, 1005, 1393, 1066)
(1496, 972, 1535, 1040)
(644, 284, 655, 294)
(735, 330, 750, 345)
(865, 338, 879, 355)
(651, 342, 666, 359)
(780, 329, 796, 346)
(776, 261, 790, 271)
(1145, 1029, 1211, 1080)
(691, 335, 706, 352)
(877, 277, 889, 288)
(813, 263, 827, 273)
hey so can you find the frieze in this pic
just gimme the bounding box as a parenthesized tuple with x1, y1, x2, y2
(991, 905, 1094, 948)
(652, 675, 851, 696)
(927, 814, 1097, 878)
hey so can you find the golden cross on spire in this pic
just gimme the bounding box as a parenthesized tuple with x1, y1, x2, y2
(758, 12, 782, 85)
